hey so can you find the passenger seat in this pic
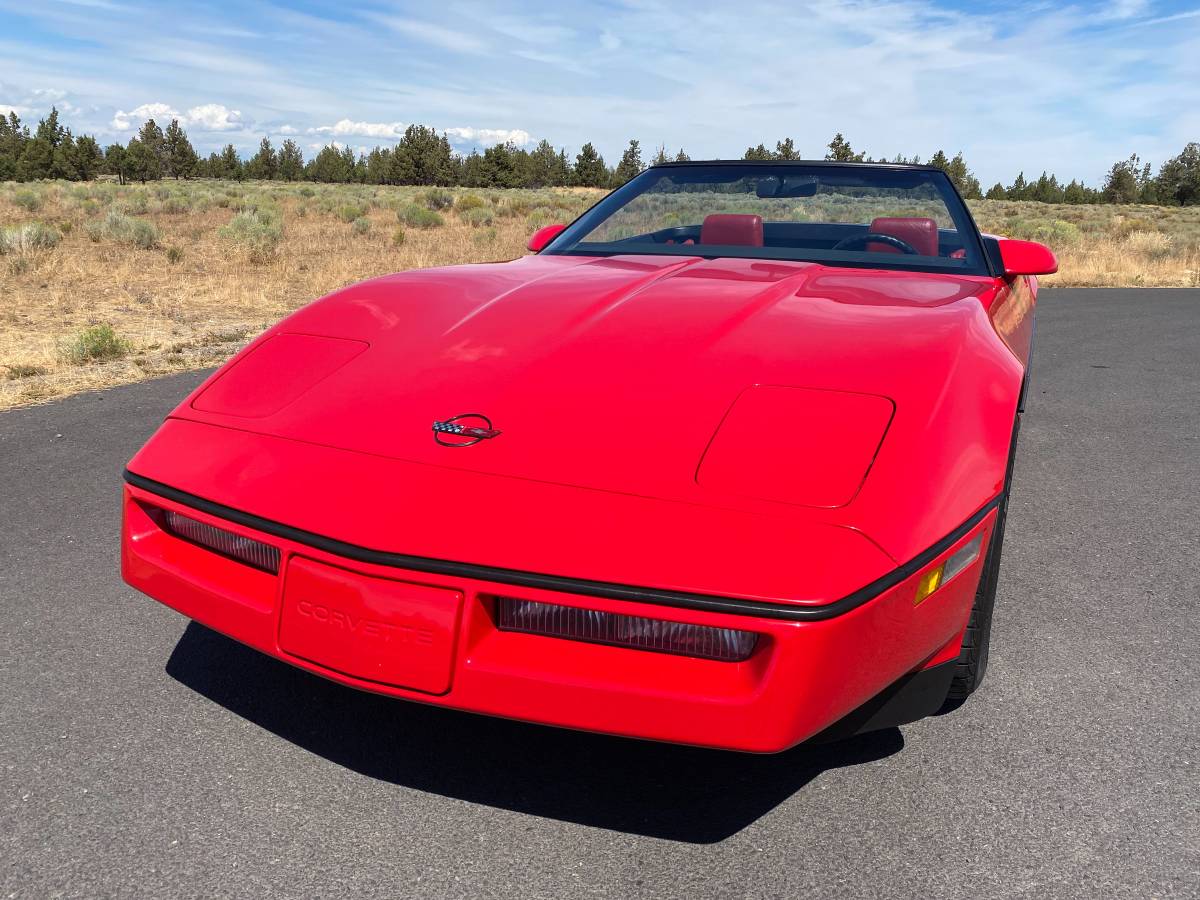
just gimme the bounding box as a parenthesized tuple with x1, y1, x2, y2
(867, 217, 939, 256)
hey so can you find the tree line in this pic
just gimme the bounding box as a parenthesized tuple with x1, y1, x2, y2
(2, 108, 1197, 206)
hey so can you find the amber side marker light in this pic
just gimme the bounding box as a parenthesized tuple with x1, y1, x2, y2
(914, 533, 984, 605)
(160, 509, 281, 574)
(494, 597, 759, 662)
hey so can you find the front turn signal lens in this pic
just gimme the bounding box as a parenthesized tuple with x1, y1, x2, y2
(914, 532, 985, 606)
(914, 566, 944, 605)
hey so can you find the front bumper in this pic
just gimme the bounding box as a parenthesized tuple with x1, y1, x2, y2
(122, 481, 991, 753)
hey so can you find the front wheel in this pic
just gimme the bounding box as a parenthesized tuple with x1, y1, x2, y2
(946, 416, 1019, 700)
(945, 489, 1007, 699)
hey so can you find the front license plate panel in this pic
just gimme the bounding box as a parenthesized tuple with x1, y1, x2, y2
(278, 557, 463, 694)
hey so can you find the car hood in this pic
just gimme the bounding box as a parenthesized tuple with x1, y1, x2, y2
(171, 253, 1017, 562)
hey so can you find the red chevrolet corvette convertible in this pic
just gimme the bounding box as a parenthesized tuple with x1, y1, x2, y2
(122, 161, 1057, 752)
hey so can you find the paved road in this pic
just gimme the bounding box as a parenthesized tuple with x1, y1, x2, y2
(2, 288, 1197, 899)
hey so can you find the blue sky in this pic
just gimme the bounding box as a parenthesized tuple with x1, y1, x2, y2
(1, 0, 1197, 186)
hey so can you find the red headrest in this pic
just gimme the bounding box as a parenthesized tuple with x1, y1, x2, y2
(868, 217, 939, 256)
(700, 214, 763, 247)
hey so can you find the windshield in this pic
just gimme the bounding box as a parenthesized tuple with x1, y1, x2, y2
(544, 163, 988, 274)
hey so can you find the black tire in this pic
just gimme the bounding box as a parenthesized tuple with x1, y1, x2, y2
(945, 416, 1018, 700)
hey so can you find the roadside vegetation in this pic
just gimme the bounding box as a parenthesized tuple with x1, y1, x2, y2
(0, 179, 597, 409)
(1, 179, 1198, 411)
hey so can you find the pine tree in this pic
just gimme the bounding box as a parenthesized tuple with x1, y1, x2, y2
(390, 125, 455, 185)
(16, 137, 54, 180)
(477, 142, 522, 188)
(278, 139, 304, 181)
(1008, 171, 1029, 201)
(931, 151, 983, 199)
(125, 138, 159, 183)
(67, 135, 103, 180)
(773, 138, 799, 160)
(743, 143, 771, 161)
(308, 145, 354, 182)
(1155, 143, 1200, 206)
(136, 119, 166, 179)
(527, 139, 568, 186)
(613, 139, 644, 185)
(0, 112, 28, 181)
(219, 144, 243, 180)
(245, 137, 278, 180)
(674, 148, 691, 162)
(573, 142, 607, 187)
(985, 183, 1008, 200)
(459, 149, 488, 187)
(163, 119, 198, 179)
(825, 133, 865, 162)
(104, 144, 129, 184)
(35, 106, 66, 149)
(651, 144, 669, 166)
(1102, 154, 1142, 204)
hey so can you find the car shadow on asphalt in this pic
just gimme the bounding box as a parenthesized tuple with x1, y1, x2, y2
(166, 621, 904, 844)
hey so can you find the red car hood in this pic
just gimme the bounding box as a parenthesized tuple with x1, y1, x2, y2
(157, 254, 1020, 575)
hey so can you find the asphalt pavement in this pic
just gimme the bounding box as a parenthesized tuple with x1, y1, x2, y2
(1, 288, 1197, 899)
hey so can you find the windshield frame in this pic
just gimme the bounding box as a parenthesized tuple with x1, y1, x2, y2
(542, 161, 992, 277)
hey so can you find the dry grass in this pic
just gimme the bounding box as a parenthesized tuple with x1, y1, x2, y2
(0, 180, 596, 410)
(969, 199, 1200, 288)
(2, 179, 1197, 411)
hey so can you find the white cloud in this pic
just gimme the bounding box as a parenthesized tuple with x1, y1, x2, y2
(278, 124, 298, 135)
(444, 126, 531, 146)
(307, 120, 532, 148)
(111, 102, 176, 130)
(599, 30, 621, 51)
(111, 101, 243, 132)
(184, 103, 243, 131)
(311, 118, 405, 139)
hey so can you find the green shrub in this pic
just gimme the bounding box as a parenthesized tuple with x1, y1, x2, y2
(297, 186, 316, 198)
(337, 202, 368, 223)
(392, 226, 407, 246)
(1111, 216, 1159, 239)
(157, 196, 192, 215)
(351, 216, 371, 235)
(461, 207, 494, 228)
(472, 226, 498, 247)
(60, 325, 131, 365)
(397, 203, 444, 228)
(500, 198, 532, 218)
(81, 199, 100, 217)
(1029, 220, 1082, 247)
(123, 193, 149, 215)
(97, 211, 160, 249)
(0, 222, 61, 255)
(13, 190, 42, 212)
(456, 193, 486, 212)
(528, 206, 556, 227)
(165, 246, 185, 264)
(422, 188, 455, 210)
(220, 208, 283, 262)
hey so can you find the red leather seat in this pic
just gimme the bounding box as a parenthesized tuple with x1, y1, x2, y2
(867, 217, 938, 256)
(700, 214, 763, 246)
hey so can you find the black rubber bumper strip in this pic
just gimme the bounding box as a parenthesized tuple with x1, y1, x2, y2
(123, 469, 1002, 623)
